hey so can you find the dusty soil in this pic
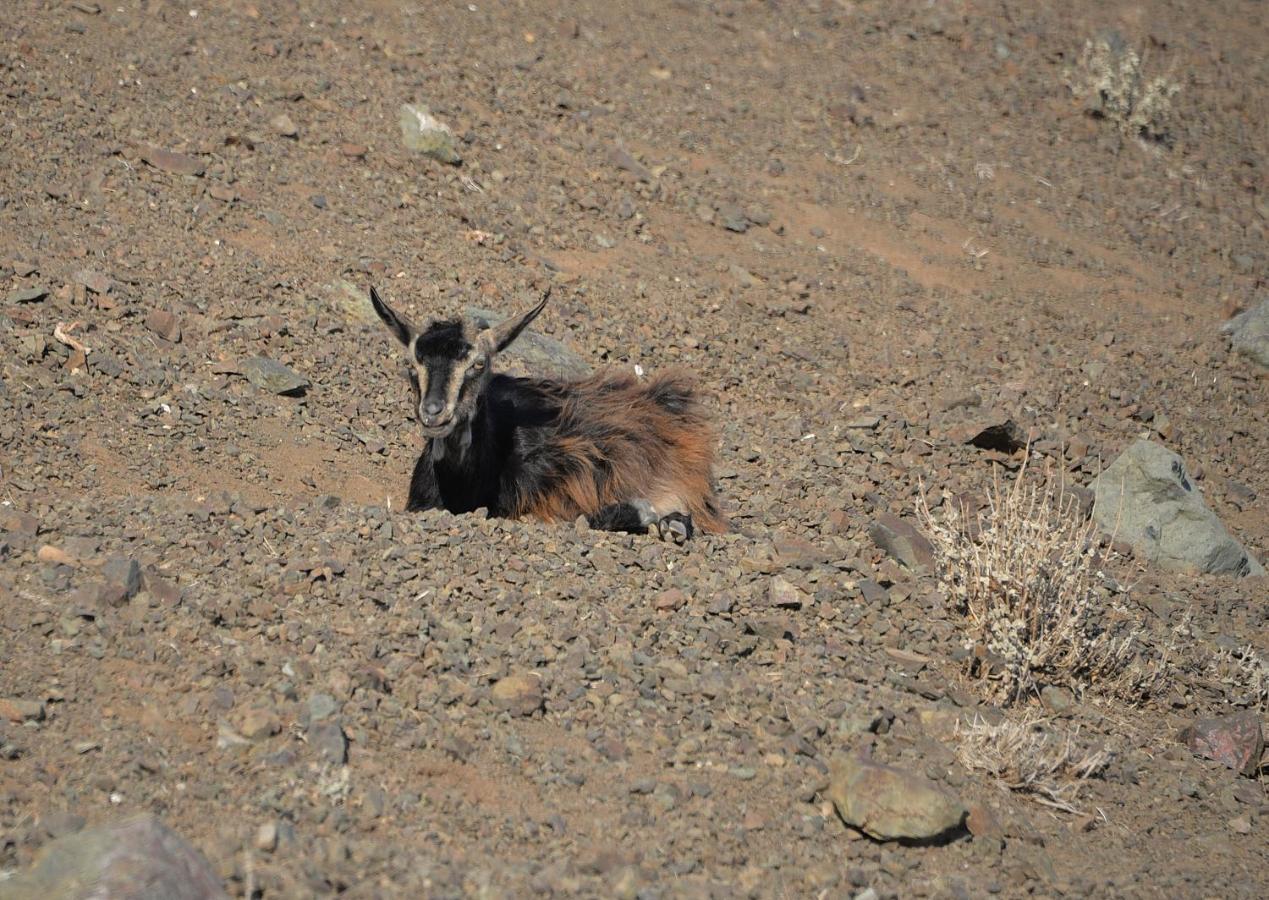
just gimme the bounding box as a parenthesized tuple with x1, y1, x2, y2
(1, 1, 1266, 897)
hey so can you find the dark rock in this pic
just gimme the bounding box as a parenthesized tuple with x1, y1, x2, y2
(1093, 440, 1264, 576)
(100, 556, 142, 604)
(868, 514, 935, 575)
(1179, 711, 1264, 777)
(962, 418, 1027, 453)
(308, 719, 348, 764)
(3, 814, 226, 899)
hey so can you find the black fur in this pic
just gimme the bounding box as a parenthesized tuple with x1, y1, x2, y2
(587, 502, 656, 533)
(414, 319, 471, 362)
(407, 375, 560, 515)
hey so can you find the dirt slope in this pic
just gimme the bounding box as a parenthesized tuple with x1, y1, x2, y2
(1, 1, 1265, 897)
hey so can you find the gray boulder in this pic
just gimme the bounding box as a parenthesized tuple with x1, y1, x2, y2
(1222, 298, 1269, 368)
(3, 814, 225, 900)
(1093, 440, 1263, 577)
(466, 306, 592, 380)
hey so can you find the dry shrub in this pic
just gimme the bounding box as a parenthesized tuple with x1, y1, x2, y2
(1205, 643, 1268, 711)
(920, 456, 1144, 704)
(955, 713, 1110, 813)
(1065, 31, 1179, 145)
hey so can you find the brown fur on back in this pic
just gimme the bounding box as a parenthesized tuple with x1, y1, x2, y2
(517, 369, 727, 533)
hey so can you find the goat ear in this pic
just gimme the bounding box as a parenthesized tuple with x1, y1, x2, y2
(369, 286, 414, 347)
(488, 289, 550, 353)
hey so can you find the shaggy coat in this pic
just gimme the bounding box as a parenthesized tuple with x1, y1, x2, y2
(371, 286, 726, 538)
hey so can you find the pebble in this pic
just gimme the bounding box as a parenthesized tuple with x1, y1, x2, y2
(491, 673, 544, 717)
(141, 147, 205, 177)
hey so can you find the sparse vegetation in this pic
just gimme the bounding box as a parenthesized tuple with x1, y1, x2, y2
(1065, 31, 1180, 145)
(955, 713, 1110, 813)
(920, 456, 1146, 704)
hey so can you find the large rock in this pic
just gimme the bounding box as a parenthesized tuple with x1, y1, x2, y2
(240, 356, 310, 397)
(3, 814, 226, 900)
(466, 307, 592, 380)
(1179, 711, 1264, 777)
(1092, 440, 1263, 577)
(1222, 298, 1269, 368)
(827, 754, 967, 843)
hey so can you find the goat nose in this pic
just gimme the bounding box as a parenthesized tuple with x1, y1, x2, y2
(424, 400, 443, 416)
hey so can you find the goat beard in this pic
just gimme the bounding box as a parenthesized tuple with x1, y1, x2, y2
(427, 422, 473, 462)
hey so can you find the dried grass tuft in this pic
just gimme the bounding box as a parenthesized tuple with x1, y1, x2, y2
(955, 713, 1110, 813)
(920, 455, 1145, 704)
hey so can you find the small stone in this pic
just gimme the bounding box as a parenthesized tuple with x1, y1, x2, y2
(100, 556, 142, 605)
(207, 182, 236, 202)
(965, 803, 1003, 840)
(255, 822, 278, 853)
(141, 147, 205, 177)
(1179, 711, 1264, 776)
(7, 286, 48, 303)
(399, 103, 461, 165)
(607, 146, 652, 182)
(307, 692, 339, 723)
(959, 416, 1027, 453)
(717, 203, 750, 233)
(73, 268, 112, 295)
(37, 544, 77, 566)
(827, 753, 967, 842)
(270, 112, 299, 137)
(240, 356, 309, 396)
(868, 514, 935, 575)
(236, 707, 280, 741)
(654, 588, 688, 611)
(0, 698, 46, 722)
(491, 673, 544, 717)
(144, 309, 182, 343)
(308, 720, 348, 764)
(340, 143, 369, 158)
(1229, 815, 1252, 835)
(768, 576, 806, 609)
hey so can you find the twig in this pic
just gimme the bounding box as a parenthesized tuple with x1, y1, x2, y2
(53, 321, 90, 354)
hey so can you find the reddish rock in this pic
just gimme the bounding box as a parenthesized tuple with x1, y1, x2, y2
(654, 588, 688, 611)
(1179, 711, 1264, 776)
(145, 309, 182, 343)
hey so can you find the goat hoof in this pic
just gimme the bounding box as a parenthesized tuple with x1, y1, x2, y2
(656, 512, 693, 543)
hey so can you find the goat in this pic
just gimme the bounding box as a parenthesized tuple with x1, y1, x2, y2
(369, 286, 726, 541)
